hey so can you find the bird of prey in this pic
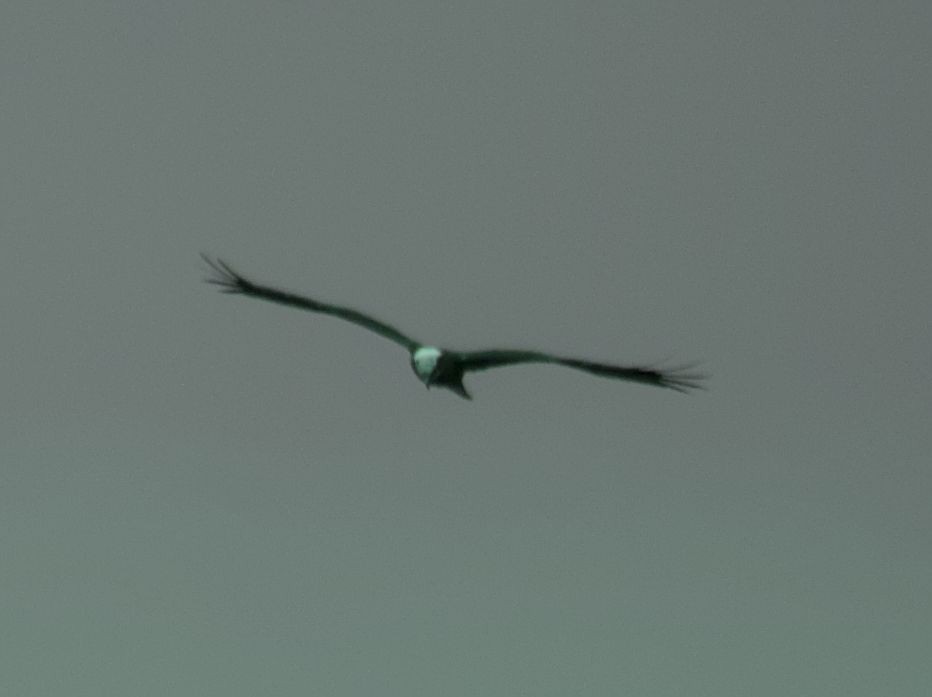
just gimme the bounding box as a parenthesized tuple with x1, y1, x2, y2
(202, 255, 704, 400)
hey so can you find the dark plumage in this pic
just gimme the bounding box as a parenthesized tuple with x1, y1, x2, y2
(202, 255, 705, 399)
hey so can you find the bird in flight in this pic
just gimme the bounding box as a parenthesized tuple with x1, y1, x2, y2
(202, 255, 705, 400)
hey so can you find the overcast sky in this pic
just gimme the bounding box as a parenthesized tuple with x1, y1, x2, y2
(2, 2, 930, 695)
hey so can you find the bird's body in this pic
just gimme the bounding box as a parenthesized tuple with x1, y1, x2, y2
(202, 255, 704, 399)
(411, 346, 472, 399)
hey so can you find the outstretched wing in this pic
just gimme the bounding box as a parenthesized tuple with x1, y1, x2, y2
(202, 254, 420, 352)
(454, 349, 705, 393)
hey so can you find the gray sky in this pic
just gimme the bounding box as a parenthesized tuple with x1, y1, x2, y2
(2, 2, 930, 695)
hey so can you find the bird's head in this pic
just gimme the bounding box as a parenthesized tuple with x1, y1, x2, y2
(411, 346, 443, 388)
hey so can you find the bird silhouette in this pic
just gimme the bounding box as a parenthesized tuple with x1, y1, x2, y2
(202, 254, 705, 400)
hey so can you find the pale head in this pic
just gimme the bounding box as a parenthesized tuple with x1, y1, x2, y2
(411, 346, 442, 385)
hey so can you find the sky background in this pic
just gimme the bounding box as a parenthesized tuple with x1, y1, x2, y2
(2, 2, 930, 695)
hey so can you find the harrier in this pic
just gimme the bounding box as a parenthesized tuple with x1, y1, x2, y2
(202, 255, 704, 399)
